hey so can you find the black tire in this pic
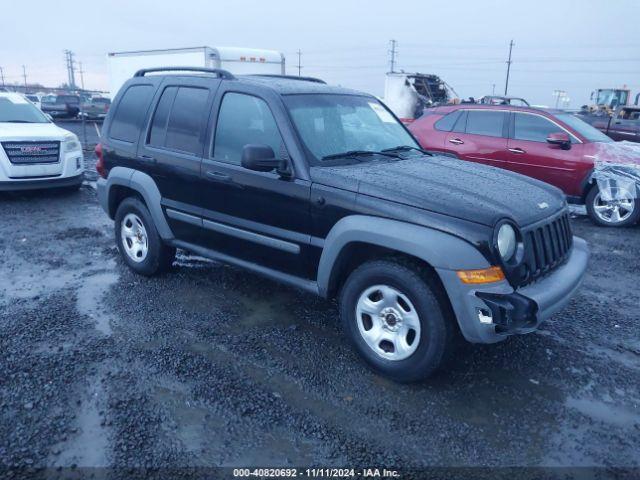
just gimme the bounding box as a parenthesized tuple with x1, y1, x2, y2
(339, 259, 456, 382)
(114, 197, 176, 276)
(585, 184, 640, 227)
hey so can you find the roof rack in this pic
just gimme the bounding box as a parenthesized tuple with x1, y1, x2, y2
(247, 74, 326, 84)
(133, 67, 236, 80)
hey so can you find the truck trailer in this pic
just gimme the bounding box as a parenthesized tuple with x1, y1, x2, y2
(107, 46, 285, 97)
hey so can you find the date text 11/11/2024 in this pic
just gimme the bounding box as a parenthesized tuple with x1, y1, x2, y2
(232, 468, 400, 478)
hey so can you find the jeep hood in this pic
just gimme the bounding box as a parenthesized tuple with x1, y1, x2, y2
(310, 155, 565, 227)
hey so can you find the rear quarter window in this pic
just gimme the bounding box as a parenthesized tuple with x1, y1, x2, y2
(434, 110, 461, 131)
(109, 85, 154, 143)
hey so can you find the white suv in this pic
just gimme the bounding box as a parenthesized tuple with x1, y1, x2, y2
(0, 92, 84, 191)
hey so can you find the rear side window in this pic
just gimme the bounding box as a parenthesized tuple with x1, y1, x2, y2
(147, 86, 209, 155)
(465, 110, 506, 137)
(434, 111, 461, 131)
(513, 113, 561, 143)
(148, 87, 177, 147)
(110, 85, 154, 143)
(213, 92, 283, 165)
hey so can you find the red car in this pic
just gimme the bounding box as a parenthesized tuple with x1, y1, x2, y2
(409, 104, 640, 227)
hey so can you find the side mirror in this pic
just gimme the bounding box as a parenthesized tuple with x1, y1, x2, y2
(241, 144, 282, 172)
(546, 132, 571, 150)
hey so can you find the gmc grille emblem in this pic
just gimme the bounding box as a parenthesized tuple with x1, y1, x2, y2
(20, 146, 43, 153)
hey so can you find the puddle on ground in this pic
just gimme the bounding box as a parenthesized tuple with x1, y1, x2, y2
(76, 270, 119, 335)
(0, 256, 78, 300)
(51, 373, 110, 467)
(566, 396, 640, 428)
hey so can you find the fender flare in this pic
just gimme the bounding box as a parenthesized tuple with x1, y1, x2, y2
(102, 167, 174, 240)
(316, 215, 489, 297)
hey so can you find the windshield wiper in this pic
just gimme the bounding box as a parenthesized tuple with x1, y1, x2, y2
(321, 150, 401, 161)
(381, 145, 432, 155)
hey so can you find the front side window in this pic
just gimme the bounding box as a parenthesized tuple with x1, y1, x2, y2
(465, 110, 506, 137)
(283, 94, 419, 163)
(213, 92, 284, 165)
(514, 113, 566, 143)
(109, 85, 154, 143)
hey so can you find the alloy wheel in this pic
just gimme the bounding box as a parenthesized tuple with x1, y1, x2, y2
(355, 285, 421, 361)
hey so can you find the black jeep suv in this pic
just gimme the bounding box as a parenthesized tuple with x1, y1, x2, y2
(96, 68, 589, 382)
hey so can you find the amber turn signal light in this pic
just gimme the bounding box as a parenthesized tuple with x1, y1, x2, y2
(456, 266, 505, 284)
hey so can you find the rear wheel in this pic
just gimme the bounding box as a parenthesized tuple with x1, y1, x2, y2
(339, 259, 456, 382)
(114, 197, 175, 275)
(586, 184, 639, 227)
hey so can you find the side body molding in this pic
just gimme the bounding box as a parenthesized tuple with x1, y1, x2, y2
(316, 215, 490, 297)
(98, 167, 174, 240)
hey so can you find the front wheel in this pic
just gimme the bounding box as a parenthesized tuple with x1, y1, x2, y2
(585, 184, 640, 227)
(339, 259, 456, 382)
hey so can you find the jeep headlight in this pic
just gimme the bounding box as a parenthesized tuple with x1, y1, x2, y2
(63, 134, 81, 152)
(497, 223, 517, 261)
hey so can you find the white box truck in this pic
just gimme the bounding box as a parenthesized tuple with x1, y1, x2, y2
(107, 46, 286, 97)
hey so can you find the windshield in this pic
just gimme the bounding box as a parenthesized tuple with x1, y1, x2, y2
(556, 113, 613, 143)
(595, 89, 628, 108)
(0, 95, 49, 123)
(283, 94, 419, 164)
(41, 95, 56, 104)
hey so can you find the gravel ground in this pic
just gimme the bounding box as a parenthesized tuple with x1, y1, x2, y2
(0, 186, 638, 478)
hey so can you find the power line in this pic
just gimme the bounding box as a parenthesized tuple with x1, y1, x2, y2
(504, 39, 514, 95)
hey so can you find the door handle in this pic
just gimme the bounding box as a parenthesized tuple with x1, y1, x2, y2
(206, 171, 233, 182)
(449, 138, 464, 145)
(508, 147, 526, 154)
(138, 154, 156, 163)
(205, 170, 244, 189)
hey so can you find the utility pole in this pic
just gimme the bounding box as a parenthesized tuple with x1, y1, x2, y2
(553, 89, 567, 109)
(0, 66, 5, 87)
(492, 83, 496, 95)
(64, 50, 77, 90)
(296, 50, 302, 77)
(389, 39, 397, 73)
(504, 39, 514, 96)
(78, 61, 85, 90)
(22, 65, 27, 91)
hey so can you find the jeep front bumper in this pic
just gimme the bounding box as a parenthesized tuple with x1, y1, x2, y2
(437, 237, 589, 343)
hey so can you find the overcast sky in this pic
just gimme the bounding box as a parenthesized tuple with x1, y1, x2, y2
(2, 0, 639, 107)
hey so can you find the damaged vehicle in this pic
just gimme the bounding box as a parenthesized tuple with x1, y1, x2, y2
(410, 104, 640, 227)
(96, 69, 588, 381)
(383, 72, 458, 124)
